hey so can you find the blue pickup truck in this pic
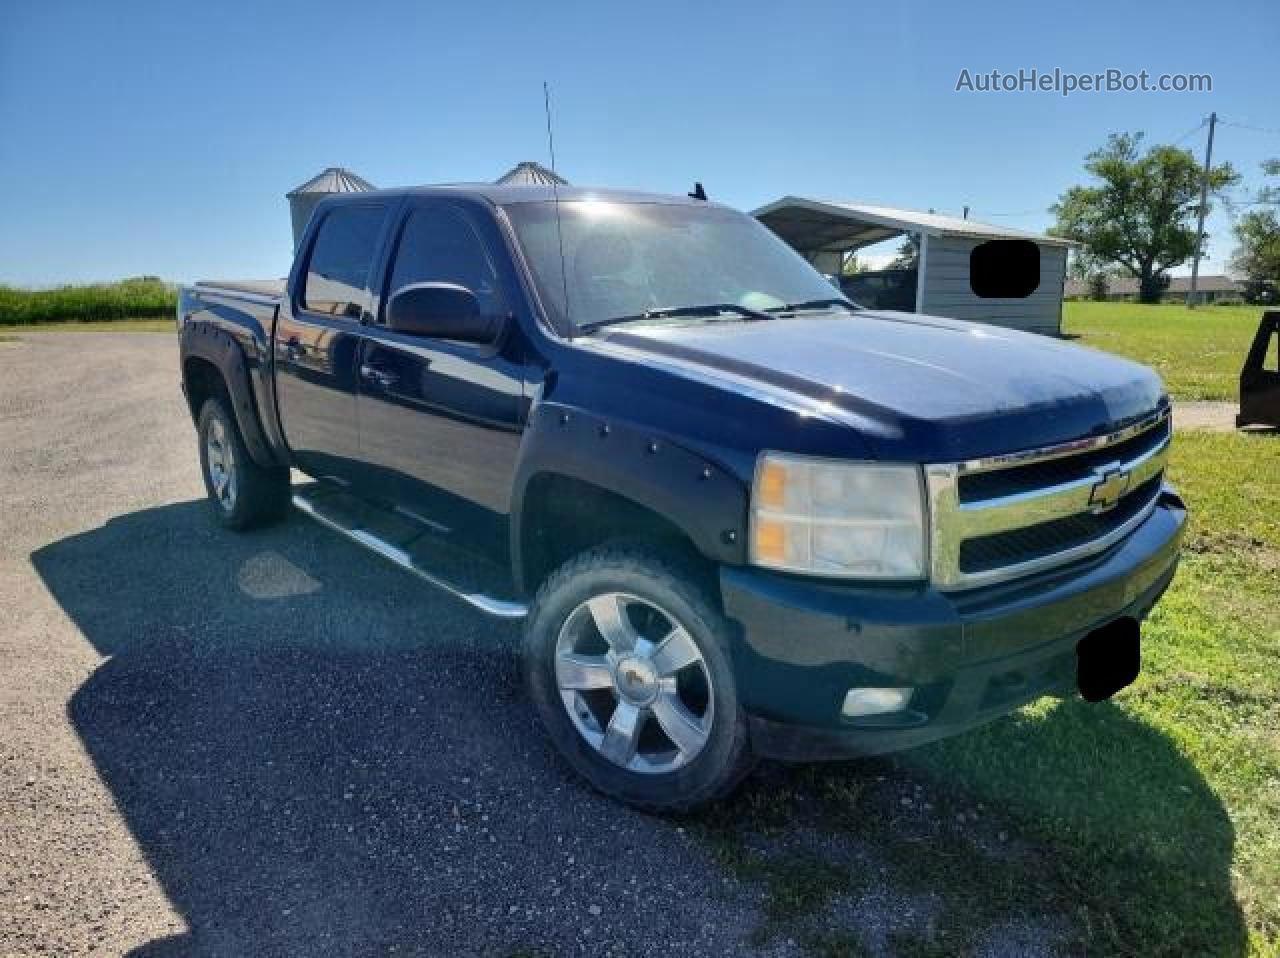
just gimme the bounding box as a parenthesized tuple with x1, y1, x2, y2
(177, 184, 1184, 811)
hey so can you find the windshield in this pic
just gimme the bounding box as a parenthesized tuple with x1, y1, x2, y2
(503, 200, 852, 331)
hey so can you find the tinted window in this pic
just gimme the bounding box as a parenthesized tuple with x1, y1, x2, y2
(386, 205, 507, 319)
(970, 239, 1040, 298)
(303, 204, 387, 317)
(503, 201, 847, 330)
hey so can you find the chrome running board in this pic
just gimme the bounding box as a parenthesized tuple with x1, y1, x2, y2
(291, 487, 528, 620)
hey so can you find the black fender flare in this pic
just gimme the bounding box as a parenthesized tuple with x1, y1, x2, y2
(180, 321, 284, 470)
(509, 401, 749, 592)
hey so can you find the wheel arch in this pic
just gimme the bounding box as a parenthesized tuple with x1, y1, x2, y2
(181, 322, 285, 469)
(510, 402, 749, 596)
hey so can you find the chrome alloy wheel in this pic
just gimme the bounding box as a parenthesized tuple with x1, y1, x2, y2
(205, 417, 237, 512)
(554, 592, 714, 774)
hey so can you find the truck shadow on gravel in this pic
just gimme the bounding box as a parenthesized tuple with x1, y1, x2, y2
(32, 501, 1245, 957)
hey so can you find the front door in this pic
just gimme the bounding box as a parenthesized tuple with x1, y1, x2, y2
(354, 200, 526, 555)
(274, 202, 390, 481)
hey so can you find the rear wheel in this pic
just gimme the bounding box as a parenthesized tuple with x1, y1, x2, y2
(523, 546, 754, 812)
(197, 397, 289, 530)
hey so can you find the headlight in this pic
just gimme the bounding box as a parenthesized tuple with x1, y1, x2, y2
(749, 453, 927, 579)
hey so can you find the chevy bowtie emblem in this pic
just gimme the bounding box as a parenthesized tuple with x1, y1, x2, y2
(1088, 464, 1132, 513)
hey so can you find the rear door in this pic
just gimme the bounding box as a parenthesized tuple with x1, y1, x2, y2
(354, 199, 526, 553)
(274, 202, 391, 481)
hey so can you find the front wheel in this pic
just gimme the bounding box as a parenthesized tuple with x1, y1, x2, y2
(523, 546, 754, 812)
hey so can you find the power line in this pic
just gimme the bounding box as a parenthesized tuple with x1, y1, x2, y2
(1169, 119, 1206, 146)
(1221, 195, 1277, 209)
(969, 112, 1267, 226)
(983, 122, 1206, 221)
(1218, 118, 1280, 137)
(975, 208, 1049, 218)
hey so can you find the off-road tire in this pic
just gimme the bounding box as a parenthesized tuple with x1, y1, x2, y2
(523, 545, 755, 813)
(196, 396, 289, 530)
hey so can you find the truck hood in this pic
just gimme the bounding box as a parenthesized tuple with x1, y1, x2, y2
(596, 310, 1166, 462)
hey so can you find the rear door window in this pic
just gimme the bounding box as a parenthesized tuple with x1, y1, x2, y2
(303, 204, 387, 318)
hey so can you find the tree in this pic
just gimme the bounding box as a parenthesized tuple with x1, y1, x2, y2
(1230, 160, 1280, 300)
(840, 252, 863, 276)
(887, 236, 918, 270)
(1066, 248, 1113, 301)
(1051, 133, 1237, 304)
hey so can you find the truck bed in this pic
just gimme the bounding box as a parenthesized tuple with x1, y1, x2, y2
(193, 279, 286, 300)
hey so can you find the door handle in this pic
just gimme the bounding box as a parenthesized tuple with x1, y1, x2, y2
(360, 363, 399, 389)
(284, 338, 302, 362)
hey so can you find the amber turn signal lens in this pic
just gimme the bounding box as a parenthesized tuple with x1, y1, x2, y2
(757, 460, 788, 510)
(753, 518, 787, 562)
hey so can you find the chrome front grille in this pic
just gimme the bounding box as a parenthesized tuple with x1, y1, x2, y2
(925, 408, 1171, 590)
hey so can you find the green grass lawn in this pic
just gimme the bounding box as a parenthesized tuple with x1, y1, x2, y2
(1064, 302, 1267, 402)
(909, 430, 1280, 955)
(697, 432, 1280, 957)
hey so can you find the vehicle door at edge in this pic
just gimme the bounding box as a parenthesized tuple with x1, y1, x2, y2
(355, 200, 525, 553)
(275, 202, 391, 482)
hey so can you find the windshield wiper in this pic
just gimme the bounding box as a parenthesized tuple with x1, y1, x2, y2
(764, 298, 860, 315)
(581, 303, 774, 332)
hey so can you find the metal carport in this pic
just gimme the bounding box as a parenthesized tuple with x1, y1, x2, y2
(754, 196, 1076, 335)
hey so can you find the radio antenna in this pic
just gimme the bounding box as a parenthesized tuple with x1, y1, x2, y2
(543, 82, 572, 336)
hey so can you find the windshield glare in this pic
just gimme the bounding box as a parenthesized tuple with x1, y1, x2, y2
(503, 200, 849, 330)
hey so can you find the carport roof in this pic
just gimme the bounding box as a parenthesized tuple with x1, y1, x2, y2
(752, 196, 1076, 253)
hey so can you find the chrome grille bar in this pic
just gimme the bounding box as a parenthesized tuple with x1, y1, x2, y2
(951, 406, 1171, 475)
(927, 407, 1171, 591)
(957, 434, 1169, 538)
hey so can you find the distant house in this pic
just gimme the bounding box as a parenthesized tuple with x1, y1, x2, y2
(1065, 274, 1244, 304)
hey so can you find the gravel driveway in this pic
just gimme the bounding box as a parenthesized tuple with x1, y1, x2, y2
(0, 333, 807, 957)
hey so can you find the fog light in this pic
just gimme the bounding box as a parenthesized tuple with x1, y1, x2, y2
(842, 687, 913, 718)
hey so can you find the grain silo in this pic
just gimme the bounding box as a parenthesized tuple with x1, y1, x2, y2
(494, 161, 568, 186)
(286, 167, 376, 251)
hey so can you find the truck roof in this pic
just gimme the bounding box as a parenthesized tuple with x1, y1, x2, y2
(192, 186, 723, 301)
(320, 183, 723, 208)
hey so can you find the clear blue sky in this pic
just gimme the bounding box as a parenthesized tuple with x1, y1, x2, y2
(2, 0, 1276, 286)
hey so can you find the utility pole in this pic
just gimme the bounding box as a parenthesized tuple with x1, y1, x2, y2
(1187, 111, 1217, 309)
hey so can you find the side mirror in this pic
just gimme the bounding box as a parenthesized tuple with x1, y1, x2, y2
(386, 282, 497, 342)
